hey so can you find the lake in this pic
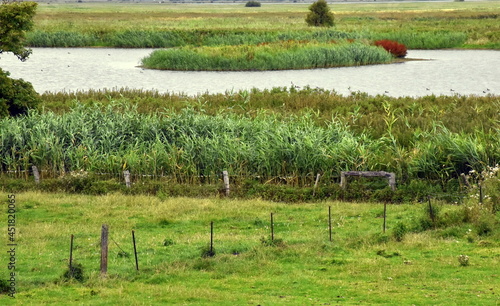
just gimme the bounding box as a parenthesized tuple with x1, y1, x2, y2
(1, 48, 498, 97)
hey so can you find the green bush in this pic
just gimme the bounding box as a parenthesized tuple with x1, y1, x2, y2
(306, 0, 334, 27)
(61, 262, 85, 282)
(392, 221, 408, 242)
(0, 68, 40, 118)
(0, 279, 9, 293)
(475, 213, 496, 236)
(245, 1, 261, 7)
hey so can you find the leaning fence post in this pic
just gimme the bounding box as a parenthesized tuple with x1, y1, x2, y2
(123, 170, 131, 188)
(32, 165, 40, 184)
(313, 173, 321, 196)
(222, 170, 230, 196)
(132, 230, 139, 271)
(100, 224, 109, 276)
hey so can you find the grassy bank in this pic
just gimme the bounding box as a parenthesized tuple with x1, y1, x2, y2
(141, 40, 393, 71)
(0, 192, 498, 304)
(27, 2, 499, 49)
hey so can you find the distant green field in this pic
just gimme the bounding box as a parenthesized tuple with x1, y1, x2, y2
(28, 1, 500, 48)
(0, 191, 498, 304)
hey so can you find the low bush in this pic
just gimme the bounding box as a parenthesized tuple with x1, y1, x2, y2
(61, 262, 85, 282)
(392, 221, 408, 242)
(245, 1, 261, 7)
(374, 39, 407, 58)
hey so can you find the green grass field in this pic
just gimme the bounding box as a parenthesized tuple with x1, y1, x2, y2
(28, 1, 500, 49)
(1, 191, 499, 304)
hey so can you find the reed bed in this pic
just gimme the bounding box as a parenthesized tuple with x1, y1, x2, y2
(1, 102, 498, 186)
(369, 31, 467, 49)
(26, 29, 360, 48)
(25, 28, 467, 49)
(141, 40, 393, 71)
(39, 88, 500, 144)
(26, 30, 98, 47)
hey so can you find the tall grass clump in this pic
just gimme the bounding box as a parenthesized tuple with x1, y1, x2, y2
(26, 31, 98, 47)
(141, 40, 393, 71)
(369, 31, 467, 49)
(0, 103, 386, 181)
(102, 30, 189, 48)
(25, 29, 361, 49)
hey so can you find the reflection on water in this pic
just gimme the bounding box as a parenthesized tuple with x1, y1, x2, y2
(0, 48, 498, 97)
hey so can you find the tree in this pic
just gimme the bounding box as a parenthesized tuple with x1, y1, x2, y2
(0, 0, 40, 118)
(305, 0, 334, 27)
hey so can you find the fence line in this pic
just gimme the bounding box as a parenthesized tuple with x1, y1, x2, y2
(65, 196, 489, 278)
(0, 166, 342, 187)
(0, 166, 484, 203)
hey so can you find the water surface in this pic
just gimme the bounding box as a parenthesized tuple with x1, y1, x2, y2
(1, 48, 498, 97)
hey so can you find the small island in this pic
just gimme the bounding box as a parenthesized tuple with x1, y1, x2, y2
(141, 39, 400, 71)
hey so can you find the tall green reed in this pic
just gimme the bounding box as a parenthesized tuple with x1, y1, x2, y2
(141, 41, 393, 71)
(1, 102, 498, 186)
(26, 28, 467, 49)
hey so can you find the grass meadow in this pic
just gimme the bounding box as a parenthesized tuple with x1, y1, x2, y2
(0, 191, 499, 304)
(27, 1, 499, 49)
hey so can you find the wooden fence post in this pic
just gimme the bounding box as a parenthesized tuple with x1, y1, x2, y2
(328, 206, 332, 242)
(132, 230, 139, 271)
(479, 181, 483, 204)
(388, 173, 396, 191)
(222, 170, 230, 196)
(428, 196, 435, 226)
(270, 213, 274, 242)
(32, 165, 40, 184)
(340, 172, 346, 189)
(383, 202, 387, 233)
(100, 224, 109, 276)
(123, 170, 131, 188)
(340, 171, 396, 191)
(69, 234, 74, 278)
(210, 221, 214, 256)
(313, 173, 321, 196)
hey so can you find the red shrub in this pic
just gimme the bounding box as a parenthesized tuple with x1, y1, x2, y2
(374, 40, 407, 58)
